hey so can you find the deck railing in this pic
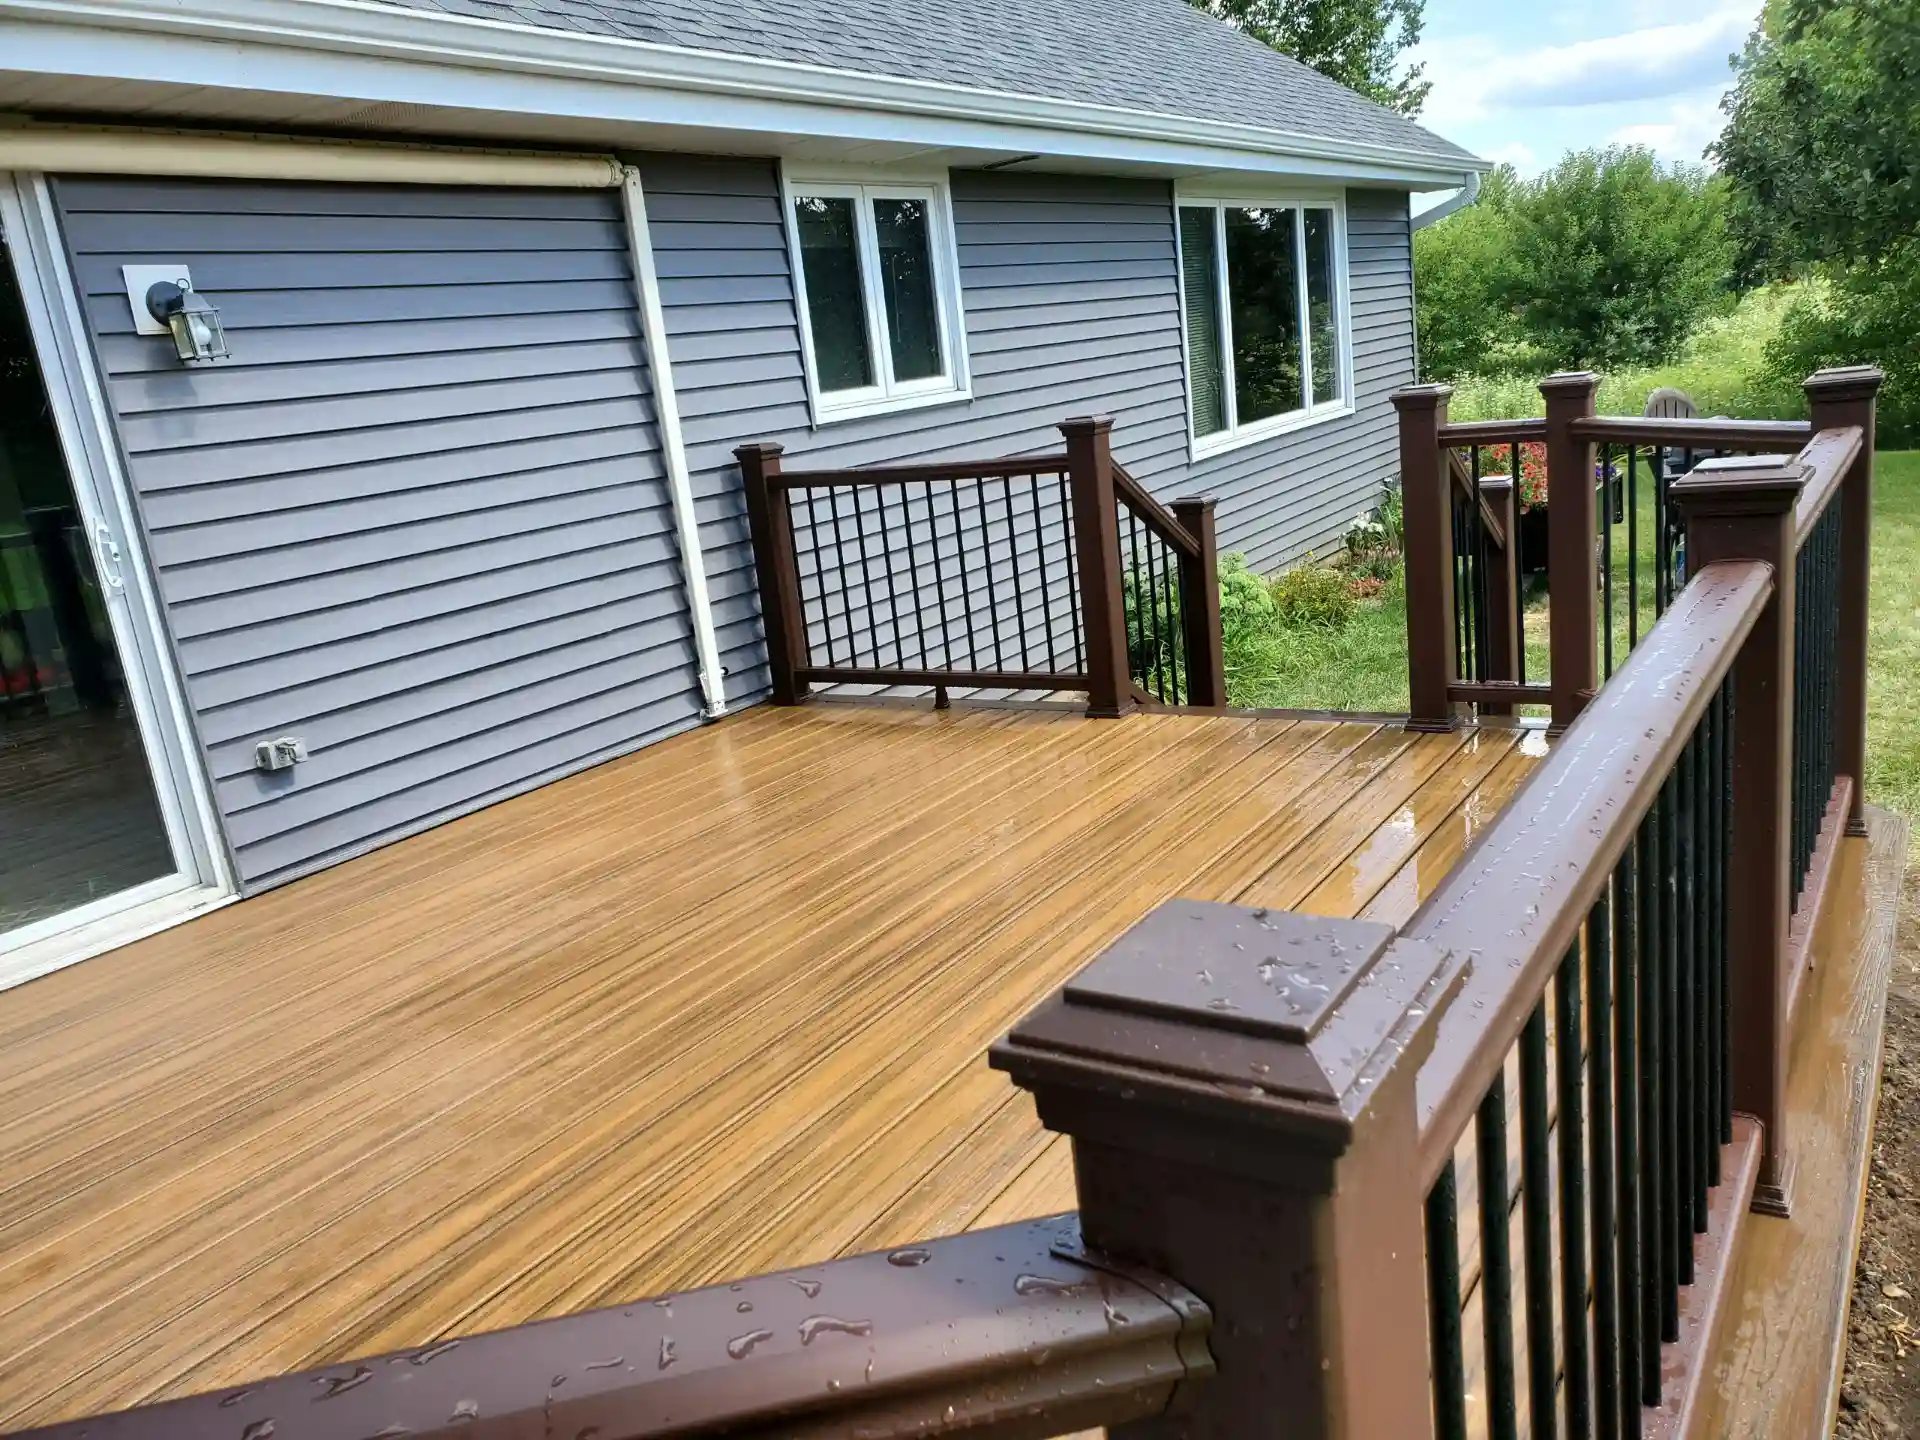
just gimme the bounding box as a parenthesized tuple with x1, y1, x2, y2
(738, 417, 1225, 716)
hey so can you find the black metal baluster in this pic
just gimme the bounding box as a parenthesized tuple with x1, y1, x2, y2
(1515, 442, 1528, 689)
(1126, 511, 1150, 697)
(1602, 443, 1615, 679)
(1627, 447, 1640, 649)
(848, 483, 879, 665)
(1636, 805, 1665, 1398)
(949, 479, 978, 672)
(1144, 526, 1159, 706)
(1521, 1003, 1557, 1440)
(1028, 475, 1056, 672)
(1676, 740, 1699, 1247)
(1481, 1076, 1520, 1440)
(927, 482, 953, 672)
(982, 479, 1006, 673)
(1719, 684, 1735, 1145)
(1692, 720, 1713, 1211)
(1559, 941, 1592, 1439)
(1059, 472, 1083, 675)
(826, 485, 855, 667)
(1428, 1163, 1470, 1440)
(1003, 475, 1030, 673)
(1660, 771, 1687, 1305)
(1614, 844, 1647, 1430)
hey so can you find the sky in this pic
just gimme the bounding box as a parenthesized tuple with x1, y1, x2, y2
(1406, 0, 1764, 181)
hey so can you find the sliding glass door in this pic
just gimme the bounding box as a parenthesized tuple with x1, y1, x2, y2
(0, 174, 228, 984)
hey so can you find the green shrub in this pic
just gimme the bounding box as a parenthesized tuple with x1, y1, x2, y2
(1443, 283, 1807, 424)
(1269, 555, 1356, 629)
(1217, 552, 1278, 650)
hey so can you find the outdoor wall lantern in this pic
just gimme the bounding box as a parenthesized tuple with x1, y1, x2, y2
(144, 280, 228, 366)
(120, 263, 230, 367)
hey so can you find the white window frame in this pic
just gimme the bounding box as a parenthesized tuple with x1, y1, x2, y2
(780, 165, 970, 425)
(1174, 190, 1354, 461)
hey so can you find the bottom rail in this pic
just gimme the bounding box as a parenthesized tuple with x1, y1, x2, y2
(19, 1219, 1211, 1440)
(797, 665, 1092, 693)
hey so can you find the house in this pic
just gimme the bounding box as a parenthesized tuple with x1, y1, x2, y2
(0, 0, 1481, 983)
(0, 4, 1898, 1438)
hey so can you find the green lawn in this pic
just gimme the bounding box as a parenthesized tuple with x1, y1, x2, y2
(1866, 452, 1920, 818)
(1229, 451, 1920, 813)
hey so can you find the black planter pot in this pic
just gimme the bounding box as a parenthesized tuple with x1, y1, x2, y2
(1518, 505, 1550, 576)
(1515, 474, 1622, 578)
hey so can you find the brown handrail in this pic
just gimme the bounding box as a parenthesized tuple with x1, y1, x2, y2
(1792, 425, 1864, 546)
(1408, 558, 1773, 1182)
(1447, 449, 1510, 550)
(1437, 417, 1548, 446)
(768, 454, 1074, 488)
(18, 1219, 1213, 1440)
(1111, 461, 1202, 561)
(1569, 415, 1815, 450)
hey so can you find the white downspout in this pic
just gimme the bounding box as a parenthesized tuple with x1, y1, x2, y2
(1411, 170, 1483, 231)
(619, 164, 728, 718)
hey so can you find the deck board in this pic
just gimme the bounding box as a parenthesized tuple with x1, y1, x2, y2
(0, 704, 1540, 1428)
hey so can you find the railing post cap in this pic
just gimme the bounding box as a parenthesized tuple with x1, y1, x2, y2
(1058, 415, 1116, 437)
(734, 440, 785, 461)
(1171, 493, 1218, 511)
(1538, 370, 1602, 397)
(1803, 364, 1886, 402)
(1389, 383, 1453, 411)
(991, 901, 1457, 1176)
(1668, 453, 1807, 516)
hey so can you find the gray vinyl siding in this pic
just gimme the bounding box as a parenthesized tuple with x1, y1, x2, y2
(54, 177, 697, 892)
(642, 157, 1413, 707)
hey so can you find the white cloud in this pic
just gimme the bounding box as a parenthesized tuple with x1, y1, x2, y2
(1415, 4, 1759, 132)
(1609, 94, 1730, 166)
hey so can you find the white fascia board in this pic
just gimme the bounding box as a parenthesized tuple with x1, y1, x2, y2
(0, 0, 1485, 189)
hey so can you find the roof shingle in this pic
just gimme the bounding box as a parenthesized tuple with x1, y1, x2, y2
(382, 0, 1477, 165)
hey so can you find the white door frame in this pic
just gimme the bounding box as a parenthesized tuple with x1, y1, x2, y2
(0, 171, 233, 988)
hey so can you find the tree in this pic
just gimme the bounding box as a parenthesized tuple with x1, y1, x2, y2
(1198, 0, 1432, 115)
(1413, 166, 1519, 379)
(1498, 149, 1734, 372)
(1715, 0, 1920, 441)
(1412, 149, 1734, 380)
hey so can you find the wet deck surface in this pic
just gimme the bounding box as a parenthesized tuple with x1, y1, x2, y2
(0, 701, 1541, 1428)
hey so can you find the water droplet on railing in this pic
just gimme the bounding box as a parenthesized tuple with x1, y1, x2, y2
(887, 1248, 932, 1267)
(448, 1400, 479, 1424)
(658, 1337, 677, 1371)
(411, 1340, 460, 1366)
(241, 1422, 275, 1440)
(584, 1357, 624, 1372)
(314, 1366, 373, 1400)
(790, 1277, 823, 1299)
(799, 1315, 874, 1346)
(218, 1391, 252, 1410)
(727, 1329, 776, 1360)
(1014, 1274, 1083, 1297)
(1206, 996, 1237, 1011)
(737, 1300, 753, 1313)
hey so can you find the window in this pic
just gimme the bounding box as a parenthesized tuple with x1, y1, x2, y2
(1177, 198, 1349, 454)
(786, 175, 967, 422)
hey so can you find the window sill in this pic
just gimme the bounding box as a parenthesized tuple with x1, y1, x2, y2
(1188, 403, 1355, 462)
(811, 385, 973, 428)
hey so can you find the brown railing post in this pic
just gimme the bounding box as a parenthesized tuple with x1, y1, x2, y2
(1061, 416, 1134, 718)
(1392, 384, 1459, 732)
(1541, 371, 1601, 732)
(1171, 495, 1226, 707)
(1480, 473, 1521, 715)
(1803, 365, 1883, 836)
(1671, 455, 1806, 1215)
(735, 440, 808, 706)
(993, 902, 1454, 1438)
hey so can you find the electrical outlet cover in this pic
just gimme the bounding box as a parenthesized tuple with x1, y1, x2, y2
(122, 263, 196, 337)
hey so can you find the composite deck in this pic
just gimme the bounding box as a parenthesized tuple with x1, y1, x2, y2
(0, 702, 1542, 1429)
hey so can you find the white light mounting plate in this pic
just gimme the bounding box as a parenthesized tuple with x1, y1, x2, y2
(122, 263, 196, 337)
